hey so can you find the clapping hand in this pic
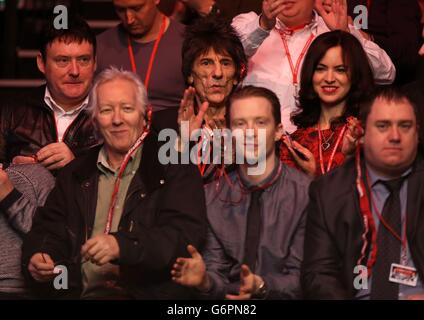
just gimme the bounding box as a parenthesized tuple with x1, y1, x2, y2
(260, 0, 287, 31)
(315, 0, 349, 32)
(282, 135, 317, 177)
(178, 87, 209, 139)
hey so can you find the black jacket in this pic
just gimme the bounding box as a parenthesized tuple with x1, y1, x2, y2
(0, 86, 98, 162)
(22, 133, 207, 299)
(301, 156, 424, 299)
(403, 56, 424, 153)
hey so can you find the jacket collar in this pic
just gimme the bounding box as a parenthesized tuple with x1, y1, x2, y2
(352, 153, 424, 241)
(28, 85, 50, 112)
(72, 132, 165, 193)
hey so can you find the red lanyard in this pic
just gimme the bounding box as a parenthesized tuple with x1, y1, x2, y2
(127, 14, 167, 91)
(212, 161, 283, 206)
(355, 146, 378, 276)
(197, 132, 210, 176)
(317, 124, 346, 175)
(367, 170, 407, 247)
(104, 109, 152, 234)
(355, 147, 409, 275)
(279, 30, 315, 87)
(237, 160, 283, 193)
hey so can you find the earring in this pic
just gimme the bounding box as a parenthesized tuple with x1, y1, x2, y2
(188, 76, 194, 84)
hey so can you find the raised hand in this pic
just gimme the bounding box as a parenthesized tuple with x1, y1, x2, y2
(260, 0, 287, 31)
(315, 0, 349, 32)
(320, 0, 333, 13)
(171, 245, 210, 291)
(178, 87, 209, 139)
(282, 136, 317, 177)
(341, 116, 364, 156)
(205, 106, 226, 131)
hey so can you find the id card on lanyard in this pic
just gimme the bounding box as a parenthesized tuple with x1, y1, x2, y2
(355, 149, 418, 287)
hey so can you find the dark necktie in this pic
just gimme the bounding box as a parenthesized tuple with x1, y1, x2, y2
(243, 189, 264, 273)
(370, 177, 405, 300)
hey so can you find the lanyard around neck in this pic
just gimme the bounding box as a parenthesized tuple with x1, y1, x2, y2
(104, 108, 152, 234)
(278, 29, 315, 87)
(355, 148, 409, 275)
(317, 124, 346, 175)
(127, 14, 167, 91)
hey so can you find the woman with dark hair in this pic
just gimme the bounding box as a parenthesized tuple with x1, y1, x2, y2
(177, 16, 247, 183)
(280, 30, 374, 177)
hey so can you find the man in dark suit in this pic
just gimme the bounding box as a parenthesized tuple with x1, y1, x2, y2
(302, 86, 424, 300)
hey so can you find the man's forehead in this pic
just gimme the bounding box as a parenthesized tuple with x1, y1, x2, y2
(368, 97, 416, 120)
(197, 48, 233, 60)
(231, 97, 272, 118)
(113, 0, 149, 8)
(47, 39, 93, 53)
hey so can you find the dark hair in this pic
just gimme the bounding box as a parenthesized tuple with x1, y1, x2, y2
(292, 30, 375, 129)
(182, 16, 247, 85)
(39, 14, 96, 60)
(226, 85, 281, 127)
(359, 85, 420, 128)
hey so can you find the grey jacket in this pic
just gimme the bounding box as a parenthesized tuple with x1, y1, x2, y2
(202, 162, 310, 299)
(0, 164, 54, 294)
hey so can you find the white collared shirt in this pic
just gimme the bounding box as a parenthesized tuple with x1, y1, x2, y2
(232, 11, 396, 133)
(44, 87, 89, 142)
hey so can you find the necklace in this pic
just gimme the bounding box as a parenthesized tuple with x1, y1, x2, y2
(320, 130, 335, 151)
(317, 124, 347, 175)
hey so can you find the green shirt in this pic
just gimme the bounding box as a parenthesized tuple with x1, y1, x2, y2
(81, 146, 142, 299)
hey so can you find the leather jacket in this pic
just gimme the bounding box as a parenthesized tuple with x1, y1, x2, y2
(0, 86, 99, 162)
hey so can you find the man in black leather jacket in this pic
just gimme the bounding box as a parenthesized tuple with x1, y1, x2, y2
(0, 15, 98, 171)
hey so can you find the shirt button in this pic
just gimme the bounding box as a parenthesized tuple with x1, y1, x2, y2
(140, 193, 146, 198)
(159, 179, 165, 185)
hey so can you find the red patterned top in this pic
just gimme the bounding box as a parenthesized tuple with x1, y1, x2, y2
(280, 124, 347, 177)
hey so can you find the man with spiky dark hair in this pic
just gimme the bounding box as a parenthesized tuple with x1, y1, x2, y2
(173, 16, 248, 182)
(153, 16, 248, 135)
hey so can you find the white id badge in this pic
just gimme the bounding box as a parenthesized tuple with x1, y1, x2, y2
(389, 263, 418, 287)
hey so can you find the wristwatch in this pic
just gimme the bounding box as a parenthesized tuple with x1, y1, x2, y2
(253, 279, 267, 300)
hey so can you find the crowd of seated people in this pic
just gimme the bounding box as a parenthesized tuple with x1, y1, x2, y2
(0, 0, 424, 300)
